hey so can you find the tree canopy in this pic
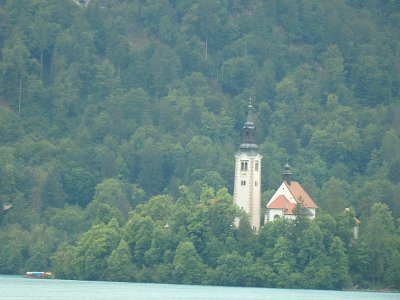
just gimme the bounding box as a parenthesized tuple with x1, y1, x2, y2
(0, 0, 400, 290)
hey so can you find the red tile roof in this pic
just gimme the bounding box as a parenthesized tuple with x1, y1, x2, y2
(285, 181, 318, 209)
(268, 195, 290, 209)
(286, 202, 297, 215)
(267, 195, 297, 215)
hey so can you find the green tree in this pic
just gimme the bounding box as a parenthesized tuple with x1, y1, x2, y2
(348, 240, 371, 288)
(334, 210, 356, 247)
(211, 251, 246, 286)
(351, 52, 392, 106)
(201, 235, 225, 268)
(91, 59, 119, 100)
(51, 243, 77, 279)
(320, 44, 347, 97)
(241, 256, 275, 287)
(85, 178, 131, 222)
(252, 60, 276, 102)
(25, 224, 60, 272)
(310, 96, 362, 169)
(29, 6, 61, 82)
(92, 203, 124, 226)
(0, 163, 17, 197)
(185, 201, 211, 255)
(137, 138, 169, 196)
(103, 88, 151, 140)
(273, 236, 295, 288)
(41, 165, 66, 208)
(303, 263, 331, 289)
(185, 135, 218, 179)
(315, 211, 337, 248)
(384, 236, 400, 289)
(124, 214, 154, 267)
(135, 194, 173, 226)
(294, 222, 324, 270)
(207, 188, 236, 241)
(50, 65, 80, 128)
(0, 108, 23, 143)
(173, 240, 205, 285)
(355, 179, 397, 219)
(106, 239, 135, 282)
(235, 213, 254, 256)
(62, 166, 96, 207)
(363, 203, 396, 285)
(144, 225, 171, 266)
(222, 56, 257, 95)
(0, 0, 399, 290)
(46, 206, 84, 239)
(328, 237, 351, 289)
(0, 36, 39, 119)
(149, 43, 181, 99)
(73, 218, 121, 280)
(0, 224, 30, 274)
(181, 0, 232, 57)
(320, 177, 351, 213)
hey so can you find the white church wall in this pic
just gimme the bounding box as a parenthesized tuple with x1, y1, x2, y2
(233, 152, 262, 230)
(266, 182, 297, 207)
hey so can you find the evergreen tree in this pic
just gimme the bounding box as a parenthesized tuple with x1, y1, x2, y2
(0, 0, 399, 290)
(172, 241, 205, 285)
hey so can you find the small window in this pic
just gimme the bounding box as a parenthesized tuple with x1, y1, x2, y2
(240, 161, 248, 171)
(255, 161, 259, 171)
(241, 180, 246, 186)
(255, 181, 258, 186)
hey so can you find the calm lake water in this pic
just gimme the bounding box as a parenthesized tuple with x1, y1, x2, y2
(0, 275, 398, 300)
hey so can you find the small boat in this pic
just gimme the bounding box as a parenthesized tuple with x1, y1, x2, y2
(24, 272, 53, 279)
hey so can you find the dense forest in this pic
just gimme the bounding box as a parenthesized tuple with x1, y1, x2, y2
(0, 0, 400, 290)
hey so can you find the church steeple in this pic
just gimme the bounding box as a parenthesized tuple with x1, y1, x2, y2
(233, 98, 262, 231)
(239, 98, 257, 154)
(282, 160, 292, 185)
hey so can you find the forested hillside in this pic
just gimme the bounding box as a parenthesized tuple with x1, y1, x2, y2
(0, 0, 399, 290)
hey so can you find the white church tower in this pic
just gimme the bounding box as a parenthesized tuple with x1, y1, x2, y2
(233, 100, 262, 231)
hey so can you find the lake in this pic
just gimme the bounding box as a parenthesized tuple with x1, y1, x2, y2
(0, 275, 398, 300)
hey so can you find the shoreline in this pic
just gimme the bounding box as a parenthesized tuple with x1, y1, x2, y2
(344, 287, 400, 293)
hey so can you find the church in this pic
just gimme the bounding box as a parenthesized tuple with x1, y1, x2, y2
(233, 101, 317, 230)
(265, 162, 318, 222)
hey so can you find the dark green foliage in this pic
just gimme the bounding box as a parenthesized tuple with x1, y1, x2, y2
(173, 240, 205, 285)
(0, 0, 399, 291)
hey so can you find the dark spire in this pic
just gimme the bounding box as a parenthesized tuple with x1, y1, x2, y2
(246, 98, 253, 123)
(282, 160, 292, 185)
(239, 98, 258, 154)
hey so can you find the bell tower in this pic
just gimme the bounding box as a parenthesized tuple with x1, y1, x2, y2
(233, 99, 262, 231)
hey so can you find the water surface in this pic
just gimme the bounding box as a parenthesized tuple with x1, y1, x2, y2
(0, 275, 397, 300)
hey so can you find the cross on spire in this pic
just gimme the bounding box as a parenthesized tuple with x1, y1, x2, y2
(247, 97, 253, 123)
